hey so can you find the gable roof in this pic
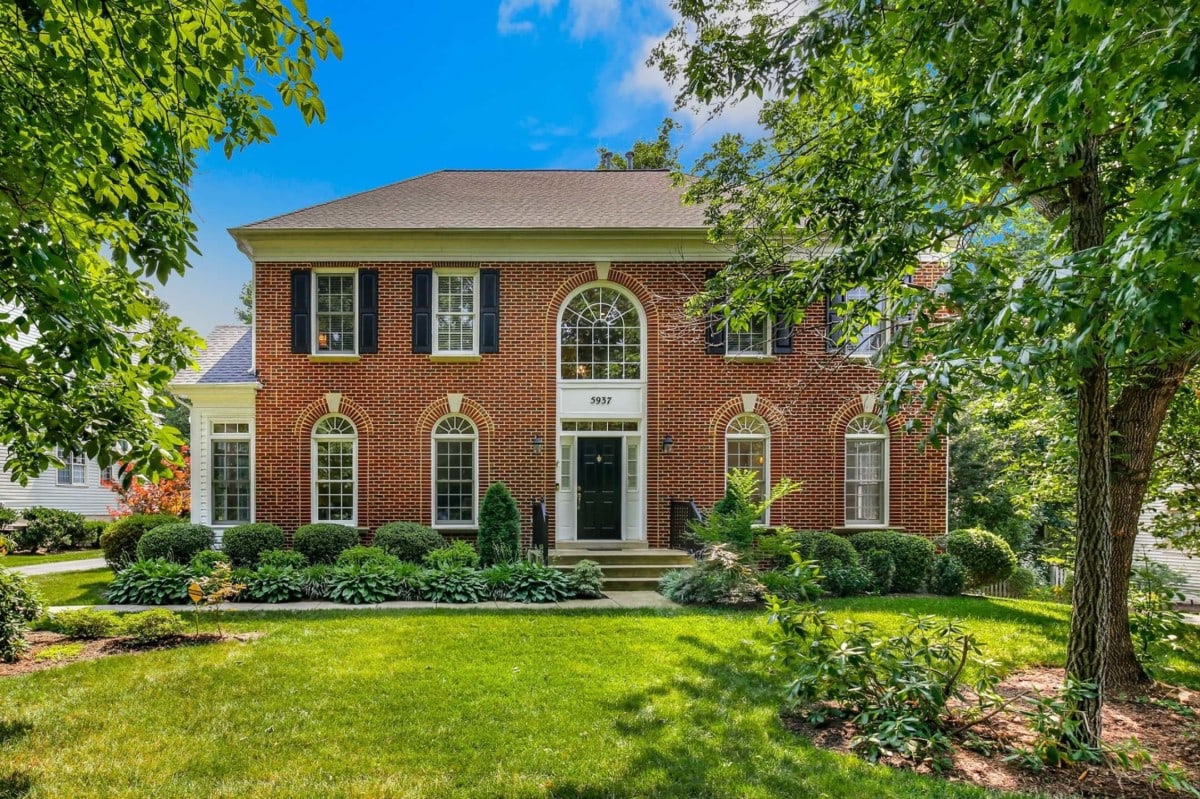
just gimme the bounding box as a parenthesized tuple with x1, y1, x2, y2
(235, 170, 706, 232)
(172, 325, 254, 386)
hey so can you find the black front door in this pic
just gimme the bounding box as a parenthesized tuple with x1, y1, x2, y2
(577, 437, 621, 539)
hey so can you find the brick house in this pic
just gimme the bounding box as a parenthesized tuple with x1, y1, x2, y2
(172, 170, 947, 552)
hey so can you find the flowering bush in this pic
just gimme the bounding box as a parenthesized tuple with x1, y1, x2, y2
(109, 448, 190, 517)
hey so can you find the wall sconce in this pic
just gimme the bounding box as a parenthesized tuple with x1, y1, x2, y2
(661, 434, 674, 454)
(531, 435, 544, 456)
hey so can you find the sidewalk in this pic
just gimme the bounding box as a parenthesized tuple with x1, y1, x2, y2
(46, 590, 679, 614)
(12, 558, 107, 576)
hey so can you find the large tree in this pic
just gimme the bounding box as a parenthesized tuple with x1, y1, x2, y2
(596, 117, 682, 170)
(0, 1, 338, 482)
(657, 0, 1200, 742)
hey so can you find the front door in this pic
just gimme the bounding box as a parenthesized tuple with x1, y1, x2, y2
(577, 437, 621, 539)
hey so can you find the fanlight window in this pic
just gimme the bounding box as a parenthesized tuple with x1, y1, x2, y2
(433, 415, 478, 526)
(725, 413, 769, 523)
(313, 414, 356, 524)
(560, 286, 642, 380)
(845, 414, 888, 525)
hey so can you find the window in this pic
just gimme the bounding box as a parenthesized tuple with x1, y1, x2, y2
(626, 439, 639, 491)
(313, 415, 356, 524)
(726, 317, 771, 357)
(560, 286, 642, 380)
(433, 415, 477, 527)
(559, 441, 572, 490)
(56, 449, 86, 486)
(725, 414, 769, 524)
(434, 271, 478, 354)
(827, 286, 886, 357)
(100, 465, 115, 484)
(211, 422, 251, 525)
(845, 414, 888, 526)
(314, 273, 356, 354)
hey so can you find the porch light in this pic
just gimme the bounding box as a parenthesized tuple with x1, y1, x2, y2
(661, 434, 674, 454)
(531, 435, 544, 456)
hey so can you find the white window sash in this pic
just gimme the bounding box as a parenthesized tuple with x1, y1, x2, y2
(433, 270, 479, 355)
(312, 271, 358, 355)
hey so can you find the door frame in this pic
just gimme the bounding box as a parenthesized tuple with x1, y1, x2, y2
(575, 435, 622, 540)
(555, 427, 645, 543)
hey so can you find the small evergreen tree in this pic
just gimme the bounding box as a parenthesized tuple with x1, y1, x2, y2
(478, 482, 521, 566)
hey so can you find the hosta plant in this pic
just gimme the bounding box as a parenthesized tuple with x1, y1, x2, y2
(421, 565, 487, 604)
(299, 565, 333, 600)
(107, 559, 193, 605)
(481, 563, 516, 600)
(244, 565, 305, 603)
(326, 562, 404, 604)
(506, 561, 570, 603)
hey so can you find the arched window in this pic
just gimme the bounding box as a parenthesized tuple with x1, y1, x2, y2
(725, 413, 769, 523)
(433, 415, 478, 527)
(560, 285, 643, 380)
(845, 414, 888, 526)
(312, 415, 356, 524)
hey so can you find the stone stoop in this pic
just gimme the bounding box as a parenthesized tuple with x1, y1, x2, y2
(550, 547, 695, 592)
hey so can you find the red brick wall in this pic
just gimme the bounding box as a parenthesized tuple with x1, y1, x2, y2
(253, 261, 948, 546)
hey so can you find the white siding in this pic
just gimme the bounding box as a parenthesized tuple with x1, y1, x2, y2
(1137, 500, 1200, 602)
(0, 445, 117, 519)
(182, 388, 256, 542)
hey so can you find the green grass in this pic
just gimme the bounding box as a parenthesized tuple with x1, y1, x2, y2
(27, 567, 113, 606)
(1, 596, 1163, 799)
(0, 548, 102, 567)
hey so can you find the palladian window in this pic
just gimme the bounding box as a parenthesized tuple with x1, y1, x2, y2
(560, 286, 642, 380)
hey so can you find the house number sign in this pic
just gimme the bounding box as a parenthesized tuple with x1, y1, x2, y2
(589, 396, 613, 406)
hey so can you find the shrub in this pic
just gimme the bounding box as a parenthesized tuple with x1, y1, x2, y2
(100, 513, 180, 570)
(122, 609, 185, 645)
(478, 482, 521, 565)
(81, 520, 108, 549)
(423, 540, 480, 569)
(299, 565, 333, 600)
(506, 561, 570, 603)
(928, 554, 967, 596)
(20, 506, 87, 552)
(107, 559, 193, 605)
(293, 523, 359, 564)
(243, 565, 304, 603)
(759, 561, 823, 603)
(259, 549, 308, 569)
(481, 563, 516, 601)
(864, 549, 896, 594)
(848, 531, 935, 592)
(0, 567, 44, 661)
(567, 560, 604, 599)
(822, 562, 872, 597)
(945, 528, 1018, 588)
(136, 523, 214, 565)
(421, 565, 487, 603)
(189, 550, 230, 576)
(1129, 558, 1187, 674)
(220, 523, 284, 567)
(0, 533, 14, 556)
(657, 545, 763, 605)
(336, 546, 400, 568)
(792, 531, 859, 571)
(373, 522, 445, 563)
(692, 470, 802, 554)
(326, 562, 406, 604)
(1005, 566, 1039, 598)
(0, 505, 16, 531)
(52, 608, 124, 639)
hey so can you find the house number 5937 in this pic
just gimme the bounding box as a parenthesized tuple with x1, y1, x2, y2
(590, 396, 612, 406)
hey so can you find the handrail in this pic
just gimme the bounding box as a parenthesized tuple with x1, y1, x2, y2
(531, 498, 549, 564)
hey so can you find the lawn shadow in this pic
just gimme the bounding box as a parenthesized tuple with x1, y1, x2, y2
(0, 770, 32, 799)
(0, 720, 30, 746)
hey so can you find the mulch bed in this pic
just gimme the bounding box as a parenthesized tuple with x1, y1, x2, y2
(785, 666, 1200, 798)
(1, 630, 262, 677)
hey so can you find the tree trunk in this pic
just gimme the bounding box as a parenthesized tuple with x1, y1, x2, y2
(1105, 357, 1196, 692)
(1064, 135, 1110, 746)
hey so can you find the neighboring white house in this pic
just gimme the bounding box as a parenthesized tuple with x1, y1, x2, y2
(1138, 499, 1200, 603)
(0, 445, 117, 520)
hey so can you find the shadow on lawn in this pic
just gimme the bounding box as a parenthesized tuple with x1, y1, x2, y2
(0, 720, 32, 799)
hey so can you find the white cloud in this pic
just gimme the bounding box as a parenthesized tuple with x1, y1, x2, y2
(566, 0, 621, 38)
(497, 0, 557, 35)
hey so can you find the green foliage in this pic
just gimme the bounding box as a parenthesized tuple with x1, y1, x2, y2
(235, 279, 255, 325)
(122, 610, 185, 646)
(220, 523, 285, 567)
(18, 507, 86, 552)
(336, 546, 400, 568)
(945, 528, 1018, 588)
(863, 549, 896, 594)
(791, 531, 858, 572)
(188, 550, 230, 577)
(567, 560, 604, 599)
(1129, 558, 1187, 674)
(293, 524, 358, 565)
(136, 523, 213, 564)
(596, 117, 681, 171)
(243, 565, 304, 603)
(657, 544, 763, 605)
(478, 482, 521, 566)
(0, 505, 16, 530)
(822, 562, 872, 598)
(480, 563, 517, 601)
(1005, 567, 1039, 599)
(373, 522, 446, 564)
(768, 604, 1002, 770)
(928, 554, 967, 596)
(100, 513, 180, 570)
(423, 540, 480, 569)
(692, 470, 802, 553)
(848, 532, 934, 593)
(505, 561, 570, 604)
(420, 565, 487, 604)
(0, 567, 44, 661)
(81, 521, 108, 549)
(258, 549, 308, 569)
(299, 565, 333, 600)
(1007, 677, 1104, 770)
(758, 556, 822, 603)
(106, 559, 192, 605)
(52, 609, 123, 639)
(326, 562, 404, 605)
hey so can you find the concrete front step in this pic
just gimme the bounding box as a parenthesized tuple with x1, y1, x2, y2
(550, 548, 695, 591)
(553, 563, 689, 579)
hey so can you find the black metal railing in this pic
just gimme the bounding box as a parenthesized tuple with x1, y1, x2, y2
(669, 498, 704, 553)
(531, 498, 549, 564)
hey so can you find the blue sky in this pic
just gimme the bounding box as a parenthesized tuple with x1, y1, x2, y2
(157, 0, 760, 335)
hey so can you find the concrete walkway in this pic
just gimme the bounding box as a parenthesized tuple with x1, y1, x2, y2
(12, 557, 107, 576)
(46, 590, 679, 614)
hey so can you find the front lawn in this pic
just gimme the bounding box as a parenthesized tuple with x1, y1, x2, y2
(0, 548, 102, 568)
(27, 567, 113, 606)
(1, 597, 1169, 798)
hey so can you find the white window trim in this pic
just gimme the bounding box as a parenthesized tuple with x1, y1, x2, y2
(311, 414, 358, 526)
(724, 414, 770, 527)
(312, 268, 358, 357)
(556, 281, 648, 384)
(433, 268, 480, 356)
(844, 414, 889, 527)
(431, 415, 479, 529)
(725, 315, 773, 358)
(210, 421, 254, 527)
(55, 449, 87, 486)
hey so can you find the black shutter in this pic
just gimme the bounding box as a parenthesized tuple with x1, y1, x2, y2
(480, 268, 500, 354)
(772, 315, 794, 354)
(825, 292, 844, 354)
(412, 268, 432, 354)
(290, 269, 311, 354)
(704, 269, 725, 354)
(358, 269, 379, 354)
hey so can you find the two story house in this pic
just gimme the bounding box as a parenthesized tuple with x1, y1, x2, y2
(172, 170, 947, 551)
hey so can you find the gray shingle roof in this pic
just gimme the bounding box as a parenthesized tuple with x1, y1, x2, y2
(172, 325, 254, 386)
(236, 170, 706, 231)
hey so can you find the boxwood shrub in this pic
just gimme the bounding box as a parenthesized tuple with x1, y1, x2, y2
(373, 522, 445, 563)
(929, 553, 967, 596)
(136, 523, 214, 565)
(259, 549, 308, 569)
(81, 520, 109, 549)
(848, 531, 935, 592)
(122, 609, 184, 644)
(52, 608, 124, 639)
(336, 546, 400, 568)
(220, 523, 285, 567)
(18, 507, 86, 552)
(792, 531, 859, 571)
(945, 528, 1018, 588)
(293, 523, 358, 565)
(100, 513, 180, 570)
